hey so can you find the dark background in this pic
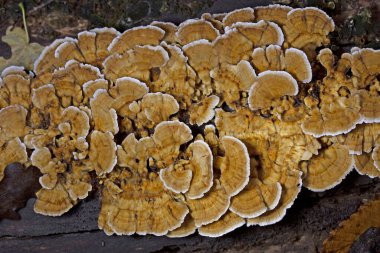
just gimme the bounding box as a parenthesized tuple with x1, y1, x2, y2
(0, 0, 379, 252)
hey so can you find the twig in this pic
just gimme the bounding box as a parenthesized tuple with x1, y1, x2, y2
(18, 2, 29, 43)
(28, 0, 54, 15)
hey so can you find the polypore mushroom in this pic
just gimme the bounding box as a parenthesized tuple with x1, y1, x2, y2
(90, 89, 118, 134)
(176, 19, 220, 45)
(108, 26, 165, 55)
(254, 4, 292, 25)
(198, 211, 245, 237)
(222, 7, 255, 27)
(103, 45, 169, 83)
(248, 70, 298, 110)
(0, 138, 28, 182)
(0, 66, 31, 109)
(188, 95, 220, 126)
(150, 21, 178, 43)
(251, 45, 312, 83)
(302, 143, 354, 191)
(89, 130, 117, 176)
(283, 7, 335, 57)
(353, 153, 380, 178)
(210, 60, 257, 109)
(232, 20, 284, 47)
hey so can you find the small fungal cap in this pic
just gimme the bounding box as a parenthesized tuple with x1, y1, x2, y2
(34, 183, 73, 216)
(189, 95, 220, 126)
(89, 130, 117, 176)
(248, 71, 298, 110)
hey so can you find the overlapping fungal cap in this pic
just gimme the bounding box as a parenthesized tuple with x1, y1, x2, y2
(1, 4, 378, 238)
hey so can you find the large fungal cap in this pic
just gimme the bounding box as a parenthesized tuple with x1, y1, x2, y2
(350, 48, 380, 88)
(232, 20, 284, 47)
(254, 4, 292, 25)
(109, 77, 148, 115)
(302, 143, 354, 192)
(103, 173, 189, 236)
(216, 136, 250, 197)
(108, 26, 164, 55)
(354, 153, 380, 178)
(230, 178, 281, 219)
(185, 140, 213, 199)
(283, 7, 335, 56)
(49, 60, 103, 107)
(213, 28, 253, 64)
(0, 138, 28, 182)
(211, 60, 256, 109)
(247, 169, 302, 226)
(198, 211, 245, 237)
(341, 123, 380, 155)
(89, 130, 117, 176)
(0, 105, 29, 145)
(189, 95, 220, 126)
(176, 19, 219, 45)
(248, 70, 298, 110)
(187, 180, 230, 227)
(0, 66, 31, 109)
(103, 45, 169, 83)
(90, 89, 118, 134)
(140, 93, 179, 123)
(34, 182, 73, 216)
(167, 215, 196, 238)
(222, 7, 255, 27)
(183, 39, 218, 85)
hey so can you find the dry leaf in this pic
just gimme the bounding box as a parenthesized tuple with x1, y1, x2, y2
(0, 26, 44, 71)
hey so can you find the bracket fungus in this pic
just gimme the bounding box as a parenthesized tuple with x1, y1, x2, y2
(0, 5, 379, 238)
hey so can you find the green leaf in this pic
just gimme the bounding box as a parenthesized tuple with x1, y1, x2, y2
(0, 26, 44, 72)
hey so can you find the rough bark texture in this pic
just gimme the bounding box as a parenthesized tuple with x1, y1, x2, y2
(0, 0, 379, 252)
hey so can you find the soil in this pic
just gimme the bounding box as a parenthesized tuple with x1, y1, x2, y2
(0, 0, 379, 252)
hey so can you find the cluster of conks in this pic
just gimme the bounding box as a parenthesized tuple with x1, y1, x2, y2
(0, 4, 379, 237)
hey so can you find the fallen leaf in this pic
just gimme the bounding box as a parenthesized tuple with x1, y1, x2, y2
(0, 26, 44, 72)
(0, 163, 41, 220)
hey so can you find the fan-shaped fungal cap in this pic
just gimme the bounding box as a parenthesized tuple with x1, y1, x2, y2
(90, 89, 118, 134)
(89, 130, 117, 176)
(109, 77, 148, 113)
(183, 39, 218, 85)
(151, 21, 177, 43)
(213, 28, 253, 64)
(285, 48, 312, 83)
(247, 169, 302, 226)
(350, 48, 380, 88)
(198, 211, 245, 237)
(103, 45, 169, 83)
(108, 26, 165, 54)
(34, 182, 73, 216)
(83, 79, 108, 103)
(303, 143, 354, 191)
(284, 7, 335, 52)
(232, 20, 284, 46)
(104, 174, 189, 236)
(0, 67, 31, 109)
(216, 136, 250, 197)
(254, 4, 292, 25)
(159, 162, 192, 194)
(222, 7, 255, 27)
(189, 95, 220, 126)
(50, 60, 103, 107)
(210, 60, 256, 109)
(354, 153, 380, 178)
(140, 93, 179, 123)
(167, 215, 196, 238)
(0, 105, 28, 144)
(248, 71, 298, 110)
(176, 19, 219, 45)
(341, 123, 380, 155)
(0, 138, 28, 181)
(185, 140, 213, 199)
(61, 106, 90, 138)
(187, 180, 230, 227)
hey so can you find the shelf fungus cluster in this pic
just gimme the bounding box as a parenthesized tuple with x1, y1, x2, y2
(0, 5, 379, 237)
